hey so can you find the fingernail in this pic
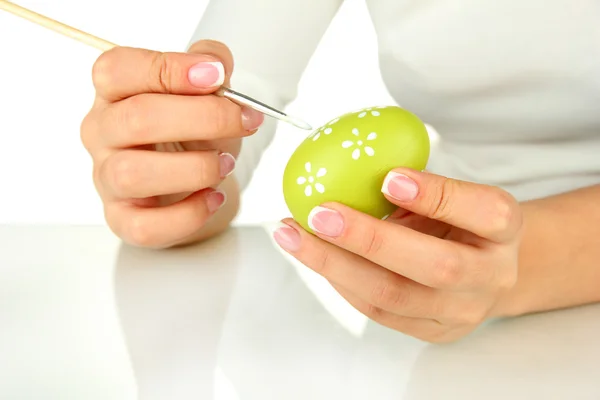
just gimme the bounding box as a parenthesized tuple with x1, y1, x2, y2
(207, 190, 226, 213)
(308, 206, 344, 237)
(219, 152, 236, 177)
(188, 61, 225, 88)
(241, 106, 264, 131)
(273, 223, 301, 252)
(382, 172, 419, 202)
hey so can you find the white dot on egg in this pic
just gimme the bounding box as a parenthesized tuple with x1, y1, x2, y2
(308, 176, 314, 183)
(357, 140, 363, 146)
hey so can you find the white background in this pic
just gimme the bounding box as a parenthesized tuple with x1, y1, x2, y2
(0, 0, 397, 226)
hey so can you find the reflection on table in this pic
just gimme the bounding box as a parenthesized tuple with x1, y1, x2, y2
(1, 225, 599, 399)
(114, 226, 600, 400)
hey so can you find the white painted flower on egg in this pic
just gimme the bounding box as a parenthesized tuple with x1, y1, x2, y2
(341, 128, 377, 160)
(296, 162, 327, 196)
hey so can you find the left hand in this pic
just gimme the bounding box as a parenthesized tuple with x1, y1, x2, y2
(273, 168, 524, 343)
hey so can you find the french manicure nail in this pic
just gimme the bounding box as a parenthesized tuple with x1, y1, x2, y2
(207, 190, 226, 213)
(273, 223, 301, 252)
(241, 106, 264, 131)
(188, 61, 225, 88)
(219, 152, 236, 177)
(382, 172, 419, 202)
(308, 206, 344, 237)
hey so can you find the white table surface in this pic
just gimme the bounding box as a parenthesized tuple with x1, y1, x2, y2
(1, 224, 599, 400)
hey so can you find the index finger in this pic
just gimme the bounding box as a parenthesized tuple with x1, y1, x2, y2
(92, 41, 233, 102)
(306, 204, 484, 290)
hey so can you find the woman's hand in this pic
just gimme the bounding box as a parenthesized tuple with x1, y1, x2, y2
(80, 40, 264, 248)
(273, 168, 524, 343)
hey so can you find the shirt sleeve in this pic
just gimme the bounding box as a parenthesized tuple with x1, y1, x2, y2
(187, 0, 343, 190)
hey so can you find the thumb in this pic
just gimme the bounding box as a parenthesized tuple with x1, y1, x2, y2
(380, 168, 521, 243)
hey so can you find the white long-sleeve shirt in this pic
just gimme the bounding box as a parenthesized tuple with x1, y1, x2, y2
(189, 0, 600, 202)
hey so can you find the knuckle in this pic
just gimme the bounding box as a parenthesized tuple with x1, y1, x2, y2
(363, 303, 385, 320)
(429, 177, 455, 220)
(208, 97, 238, 134)
(193, 153, 220, 187)
(431, 249, 462, 287)
(487, 189, 522, 238)
(369, 278, 409, 310)
(150, 52, 171, 92)
(92, 166, 103, 194)
(310, 248, 333, 276)
(120, 96, 150, 141)
(124, 214, 155, 247)
(212, 99, 230, 133)
(454, 304, 487, 327)
(360, 225, 384, 258)
(105, 154, 139, 196)
(92, 48, 120, 90)
(104, 205, 124, 239)
(79, 112, 97, 151)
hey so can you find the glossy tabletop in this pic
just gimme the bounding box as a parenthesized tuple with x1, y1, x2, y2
(1, 225, 599, 399)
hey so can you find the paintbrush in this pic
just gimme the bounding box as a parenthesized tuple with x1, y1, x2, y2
(0, 0, 313, 130)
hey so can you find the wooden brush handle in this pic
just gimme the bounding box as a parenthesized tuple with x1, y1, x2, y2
(0, 0, 117, 51)
(0, 1, 312, 130)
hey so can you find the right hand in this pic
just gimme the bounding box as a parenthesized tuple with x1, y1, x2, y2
(80, 40, 264, 248)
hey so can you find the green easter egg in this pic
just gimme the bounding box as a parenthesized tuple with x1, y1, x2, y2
(282, 106, 430, 234)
